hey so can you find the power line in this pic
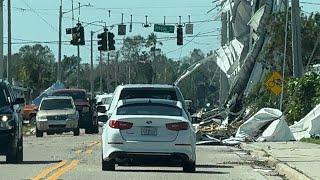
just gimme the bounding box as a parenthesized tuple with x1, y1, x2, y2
(9, 4, 218, 26)
(21, 0, 58, 32)
(6, 33, 220, 45)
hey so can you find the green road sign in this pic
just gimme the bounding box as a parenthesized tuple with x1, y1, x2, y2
(154, 24, 175, 33)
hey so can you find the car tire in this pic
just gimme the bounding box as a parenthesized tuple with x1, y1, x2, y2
(17, 136, 23, 162)
(102, 159, 115, 171)
(183, 161, 196, 173)
(93, 124, 99, 134)
(30, 115, 36, 125)
(36, 128, 43, 137)
(73, 127, 80, 136)
(6, 134, 23, 164)
(85, 127, 93, 134)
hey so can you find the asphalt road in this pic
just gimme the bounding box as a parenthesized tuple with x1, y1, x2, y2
(0, 130, 283, 180)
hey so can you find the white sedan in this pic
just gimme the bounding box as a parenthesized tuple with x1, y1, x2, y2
(100, 99, 196, 172)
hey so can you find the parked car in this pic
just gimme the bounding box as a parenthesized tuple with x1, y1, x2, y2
(101, 98, 196, 172)
(96, 93, 113, 126)
(52, 89, 98, 134)
(106, 84, 190, 120)
(21, 104, 38, 124)
(0, 80, 25, 163)
(35, 96, 79, 137)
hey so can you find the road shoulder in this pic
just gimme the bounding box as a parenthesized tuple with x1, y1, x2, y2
(240, 142, 319, 180)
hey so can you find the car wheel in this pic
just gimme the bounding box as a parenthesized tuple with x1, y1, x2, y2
(36, 128, 43, 137)
(93, 124, 99, 134)
(183, 161, 196, 173)
(30, 115, 36, 125)
(102, 159, 115, 171)
(6, 134, 22, 164)
(73, 127, 80, 136)
(17, 136, 23, 162)
(85, 127, 93, 134)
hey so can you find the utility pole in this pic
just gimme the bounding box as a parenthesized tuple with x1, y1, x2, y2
(77, 44, 80, 88)
(0, 0, 3, 79)
(227, 11, 234, 42)
(291, 0, 303, 77)
(7, 0, 11, 82)
(90, 31, 94, 95)
(76, 3, 80, 88)
(58, 0, 62, 82)
(221, 12, 228, 46)
(99, 51, 103, 93)
(106, 52, 110, 92)
(219, 12, 228, 109)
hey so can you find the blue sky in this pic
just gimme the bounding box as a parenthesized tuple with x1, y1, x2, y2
(2, 0, 319, 64)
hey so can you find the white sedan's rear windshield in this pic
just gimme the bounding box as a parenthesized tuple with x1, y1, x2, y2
(117, 104, 182, 116)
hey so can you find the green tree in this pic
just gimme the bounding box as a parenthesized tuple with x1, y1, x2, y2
(12, 44, 55, 96)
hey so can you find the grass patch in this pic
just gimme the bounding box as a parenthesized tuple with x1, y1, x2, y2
(301, 138, 320, 145)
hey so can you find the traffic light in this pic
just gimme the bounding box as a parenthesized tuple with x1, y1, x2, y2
(67, 23, 85, 46)
(69, 27, 78, 45)
(177, 25, 183, 45)
(97, 31, 107, 51)
(108, 32, 115, 51)
(79, 26, 85, 45)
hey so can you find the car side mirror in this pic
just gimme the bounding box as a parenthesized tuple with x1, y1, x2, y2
(14, 98, 25, 105)
(97, 105, 106, 113)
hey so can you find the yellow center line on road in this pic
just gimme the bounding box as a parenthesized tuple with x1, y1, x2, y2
(32, 160, 68, 180)
(31, 140, 101, 180)
(47, 160, 79, 180)
(84, 142, 101, 155)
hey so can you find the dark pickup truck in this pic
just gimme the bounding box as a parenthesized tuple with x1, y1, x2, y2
(52, 89, 98, 134)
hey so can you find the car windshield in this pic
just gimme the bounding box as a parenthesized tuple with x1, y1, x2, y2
(53, 91, 86, 101)
(116, 103, 182, 116)
(40, 99, 73, 110)
(0, 87, 10, 107)
(120, 89, 177, 101)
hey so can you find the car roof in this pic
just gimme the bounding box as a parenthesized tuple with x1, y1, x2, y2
(117, 98, 182, 108)
(53, 89, 86, 93)
(120, 84, 176, 89)
(44, 96, 73, 100)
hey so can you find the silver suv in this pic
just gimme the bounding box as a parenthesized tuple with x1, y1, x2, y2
(36, 96, 79, 137)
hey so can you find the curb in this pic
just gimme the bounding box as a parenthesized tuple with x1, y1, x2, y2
(240, 143, 311, 180)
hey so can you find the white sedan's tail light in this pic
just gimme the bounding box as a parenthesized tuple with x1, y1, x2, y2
(109, 120, 133, 130)
(166, 122, 189, 131)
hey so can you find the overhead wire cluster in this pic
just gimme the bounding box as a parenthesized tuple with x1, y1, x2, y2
(8, 0, 221, 60)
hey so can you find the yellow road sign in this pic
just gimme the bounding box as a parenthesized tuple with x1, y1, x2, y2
(265, 72, 283, 96)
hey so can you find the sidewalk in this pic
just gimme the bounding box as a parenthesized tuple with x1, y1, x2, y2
(241, 142, 320, 180)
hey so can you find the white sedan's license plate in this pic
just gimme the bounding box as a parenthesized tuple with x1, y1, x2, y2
(141, 127, 157, 136)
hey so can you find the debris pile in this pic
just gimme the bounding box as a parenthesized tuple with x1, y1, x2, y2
(290, 104, 320, 140)
(195, 108, 295, 145)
